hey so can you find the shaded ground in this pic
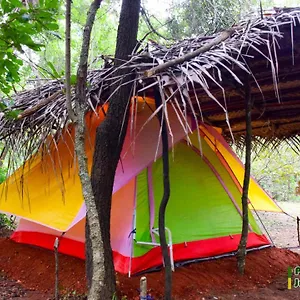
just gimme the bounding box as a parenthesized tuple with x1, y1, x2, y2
(0, 238, 300, 299)
(0, 275, 52, 300)
(0, 226, 13, 238)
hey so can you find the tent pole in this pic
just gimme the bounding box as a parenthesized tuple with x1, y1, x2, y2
(128, 177, 138, 278)
(248, 202, 275, 246)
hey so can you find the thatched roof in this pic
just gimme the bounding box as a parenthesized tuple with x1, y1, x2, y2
(1, 7, 300, 161)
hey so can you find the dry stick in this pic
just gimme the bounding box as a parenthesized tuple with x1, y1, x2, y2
(0, 146, 8, 168)
(17, 91, 61, 119)
(140, 7, 171, 41)
(144, 27, 241, 77)
(237, 79, 252, 275)
(65, 0, 76, 122)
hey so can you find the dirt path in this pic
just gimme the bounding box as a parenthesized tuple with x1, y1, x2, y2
(0, 274, 52, 300)
(1, 201, 300, 299)
(256, 202, 300, 253)
(1, 238, 300, 299)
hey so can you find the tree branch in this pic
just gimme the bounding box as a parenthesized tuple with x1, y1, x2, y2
(141, 7, 171, 41)
(72, 1, 104, 299)
(144, 27, 240, 77)
(65, 0, 76, 122)
(76, 0, 102, 105)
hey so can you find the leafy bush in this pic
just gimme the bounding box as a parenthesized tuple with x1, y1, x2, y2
(0, 214, 16, 230)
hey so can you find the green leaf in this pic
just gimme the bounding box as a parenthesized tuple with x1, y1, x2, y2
(47, 61, 60, 78)
(44, 0, 59, 9)
(1, 0, 10, 14)
(5, 109, 22, 120)
(10, 0, 22, 8)
(70, 75, 77, 85)
(45, 22, 59, 31)
(0, 102, 7, 111)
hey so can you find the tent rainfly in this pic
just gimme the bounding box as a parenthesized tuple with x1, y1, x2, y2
(1, 100, 281, 275)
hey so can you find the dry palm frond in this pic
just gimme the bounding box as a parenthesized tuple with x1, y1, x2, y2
(1, 8, 300, 172)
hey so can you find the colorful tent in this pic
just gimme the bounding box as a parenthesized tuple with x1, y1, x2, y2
(0, 99, 282, 275)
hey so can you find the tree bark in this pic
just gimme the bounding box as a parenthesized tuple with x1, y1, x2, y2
(64, 0, 110, 299)
(89, 0, 141, 298)
(154, 87, 172, 299)
(237, 80, 252, 275)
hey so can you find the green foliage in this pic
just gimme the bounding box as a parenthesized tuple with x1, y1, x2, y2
(0, 166, 6, 183)
(39, 0, 119, 76)
(0, 0, 60, 96)
(165, 0, 298, 39)
(0, 213, 16, 230)
(167, 0, 250, 39)
(250, 144, 300, 202)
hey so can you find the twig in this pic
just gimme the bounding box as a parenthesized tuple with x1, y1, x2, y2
(141, 7, 171, 41)
(136, 18, 174, 54)
(65, 0, 76, 121)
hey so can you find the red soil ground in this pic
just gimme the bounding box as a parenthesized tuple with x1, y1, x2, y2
(1, 237, 300, 299)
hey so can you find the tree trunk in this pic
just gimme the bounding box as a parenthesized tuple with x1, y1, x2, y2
(237, 80, 252, 275)
(89, 0, 141, 298)
(154, 88, 172, 299)
(63, 0, 112, 299)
